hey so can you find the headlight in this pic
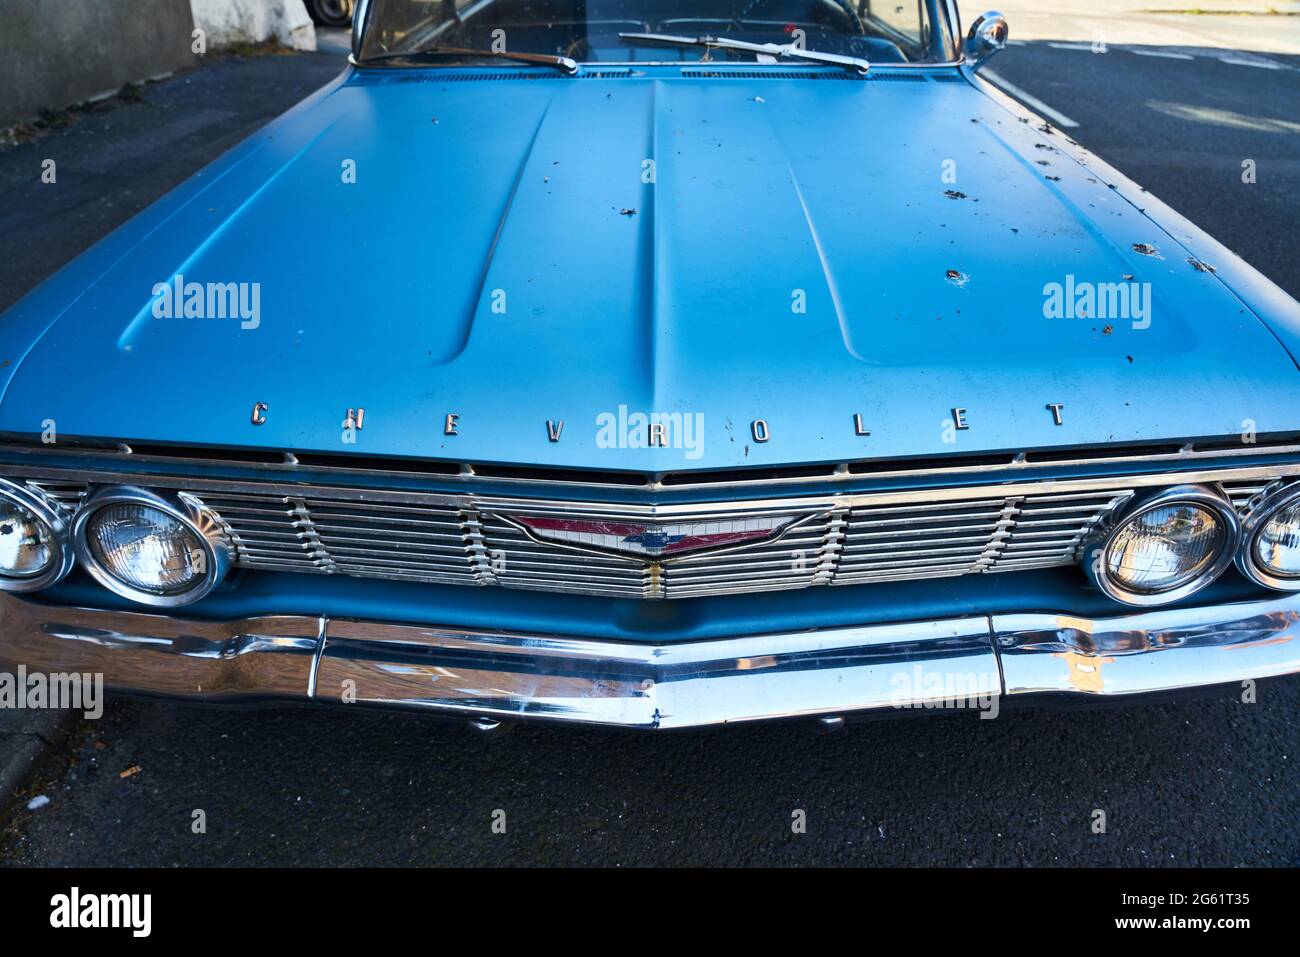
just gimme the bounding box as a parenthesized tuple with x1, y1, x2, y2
(1238, 482, 1300, 591)
(72, 487, 230, 606)
(0, 479, 74, 592)
(1083, 485, 1239, 607)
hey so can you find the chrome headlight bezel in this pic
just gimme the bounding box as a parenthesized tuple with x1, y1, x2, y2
(1082, 484, 1240, 607)
(1237, 481, 1300, 591)
(71, 486, 232, 607)
(0, 478, 75, 592)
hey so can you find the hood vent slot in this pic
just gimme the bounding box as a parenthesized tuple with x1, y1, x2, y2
(863, 71, 927, 82)
(680, 69, 927, 81)
(681, 69, 857, 80)
(356, 71, 567, 84)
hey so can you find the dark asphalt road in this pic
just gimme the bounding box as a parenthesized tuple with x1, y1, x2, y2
(1, 42, 1298, 867)
(3, 689, 1298, 867)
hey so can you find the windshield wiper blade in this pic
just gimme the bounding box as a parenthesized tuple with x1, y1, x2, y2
(618, 32, 869, 75)
(362, 46, 579, 74)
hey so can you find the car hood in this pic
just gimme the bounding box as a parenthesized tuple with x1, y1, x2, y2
(3, 67, 1298, 474)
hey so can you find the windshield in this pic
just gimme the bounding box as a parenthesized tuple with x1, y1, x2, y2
(357, 0, 957, 66)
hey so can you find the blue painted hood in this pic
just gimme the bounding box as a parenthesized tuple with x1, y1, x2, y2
(3, 67, 1298, 473)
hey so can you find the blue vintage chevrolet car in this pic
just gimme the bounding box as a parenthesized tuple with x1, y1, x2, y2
(1, 0, 1298, 730)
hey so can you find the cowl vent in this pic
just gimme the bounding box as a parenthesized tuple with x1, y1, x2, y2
(355, 69, 635, 84)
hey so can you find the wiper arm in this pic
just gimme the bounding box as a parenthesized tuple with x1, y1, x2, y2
(618, 32, 869, 75)
(362, 46, 579, 74)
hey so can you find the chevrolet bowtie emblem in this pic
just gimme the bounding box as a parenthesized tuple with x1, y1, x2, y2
(503, 514, 805, 560)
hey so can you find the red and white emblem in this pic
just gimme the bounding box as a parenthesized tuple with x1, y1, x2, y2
(507, 514, 799, 560)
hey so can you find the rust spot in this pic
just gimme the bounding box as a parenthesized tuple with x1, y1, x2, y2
(1132, 243, 1162, 258)
(1045, 175, 1061, 181)
(945, 269, 970, 287)
(1102, 325, 1114, 336)
(1187, 257, 1217, 274)
(944, 190, 967, 199)
(618, 207, 637, 216)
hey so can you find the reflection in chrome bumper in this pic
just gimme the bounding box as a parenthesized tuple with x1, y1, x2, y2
(0, 591, 1297, 729)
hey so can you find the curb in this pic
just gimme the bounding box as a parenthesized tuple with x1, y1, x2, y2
(0, 709, 71, 808)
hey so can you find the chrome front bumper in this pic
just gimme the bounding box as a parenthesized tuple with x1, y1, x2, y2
(1, 590, 1297, 728)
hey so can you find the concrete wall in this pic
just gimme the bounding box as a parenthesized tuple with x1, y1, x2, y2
(190, 0, 316, 51)
(0, 0, 198, 127)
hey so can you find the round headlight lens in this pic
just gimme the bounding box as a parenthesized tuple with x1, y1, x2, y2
(0, 499, 56, 579)
(1253, 500, 1300, 579)
(86, 503, 207, 595)
(1106, 503, 1225, 594)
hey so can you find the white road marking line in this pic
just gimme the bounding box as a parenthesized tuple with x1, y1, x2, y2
(1047, 42, 1096, 51)
(980, 69, 1080, 128)
(1130, 49, 1194, 60)
(1219, 56, 1285, 70)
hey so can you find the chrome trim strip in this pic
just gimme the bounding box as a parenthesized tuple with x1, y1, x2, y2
(2, 439, 1297, 493)
(350, 0, 373, 59)
(307, 615, 327, 699)
(2, 592, 1297, 727)
(5, 459, 1300, 511)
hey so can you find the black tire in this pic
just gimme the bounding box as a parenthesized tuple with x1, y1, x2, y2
(306, 0, 355, 28)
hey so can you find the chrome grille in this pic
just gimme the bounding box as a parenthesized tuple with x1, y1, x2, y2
(834, 491, 1130, 585)
(1220, 479, 1276, 515)
(196, 492, 481, 587)
(18, 473, 1291, 600)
